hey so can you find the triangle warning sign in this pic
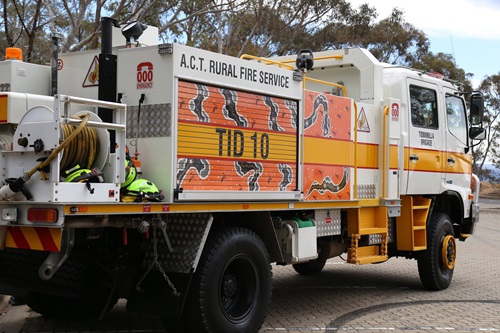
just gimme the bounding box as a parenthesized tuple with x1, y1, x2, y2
(82, 56, 99, 87)
(357, 107, 370, 132)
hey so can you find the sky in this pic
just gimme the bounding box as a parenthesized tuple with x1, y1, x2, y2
(348, 0, 500, 88)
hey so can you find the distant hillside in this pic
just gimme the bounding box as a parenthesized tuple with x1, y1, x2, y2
(480, 182, 500, 198)
(482, 163, 500, 181)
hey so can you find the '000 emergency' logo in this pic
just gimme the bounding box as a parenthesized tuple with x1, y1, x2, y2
(137, 62, 153, 89)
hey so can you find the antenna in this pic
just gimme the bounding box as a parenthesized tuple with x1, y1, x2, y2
(450, 35, 456, 64)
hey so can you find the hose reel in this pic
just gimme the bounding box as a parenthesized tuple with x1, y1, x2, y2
(0, 98, 120, 201)
(12, 107, 109, 176)
(60, 117, 100, 172)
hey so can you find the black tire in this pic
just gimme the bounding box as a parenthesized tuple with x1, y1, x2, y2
(417, 212, 455, 290)
(183, 227, 272, 333)
(26, 291, 118, 320)
(292, 258, 327, 275)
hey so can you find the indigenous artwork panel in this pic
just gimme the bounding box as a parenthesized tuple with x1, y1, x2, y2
(177, 81, 298, 193)
(302, 91, 352, 201)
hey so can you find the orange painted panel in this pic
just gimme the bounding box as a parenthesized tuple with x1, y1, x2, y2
(303, 165, 350, 201)
(178, 81, 297, 133)
(176, 158, 296, 192)
(0, 95, 7, 123)
(176, 81, 298, 193)
(303, 90, 351, 139)
(302, 91, 352, 201)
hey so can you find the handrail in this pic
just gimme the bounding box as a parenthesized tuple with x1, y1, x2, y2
(304, 77, 347, 97)
(353, 102, 359, 199)
(59, 94, 126, 110)
(471, 173, 480, 203)
(62, 118, 126, 131)
(278, 54, 344, 64)
(382, 106, 389, 199)
(240, 54, 347, 97)
(239, 54, 294, 69)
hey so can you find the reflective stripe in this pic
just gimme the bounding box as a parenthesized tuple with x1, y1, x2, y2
(5, 226, 61, 252)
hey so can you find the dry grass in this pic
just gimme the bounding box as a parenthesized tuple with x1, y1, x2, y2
(480, 182, 500, 199)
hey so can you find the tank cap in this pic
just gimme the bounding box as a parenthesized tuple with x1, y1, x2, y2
(5, 47, 22, 60)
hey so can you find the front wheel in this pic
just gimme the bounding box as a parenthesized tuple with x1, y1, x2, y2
(182, 227, 272, 333)
(417, 212, 456, 290)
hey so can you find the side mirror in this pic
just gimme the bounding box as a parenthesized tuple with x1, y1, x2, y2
(469, 127, 486, 141)
(469, 93, 484, 125)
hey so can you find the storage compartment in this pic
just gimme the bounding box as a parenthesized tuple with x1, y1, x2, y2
(276, 219, 318, 263)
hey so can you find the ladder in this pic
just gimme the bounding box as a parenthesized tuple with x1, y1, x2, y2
(347, 206, 388, 264)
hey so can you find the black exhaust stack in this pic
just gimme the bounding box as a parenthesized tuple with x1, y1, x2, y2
(51, 34, 61, 96)
(98, 17, 120, 152)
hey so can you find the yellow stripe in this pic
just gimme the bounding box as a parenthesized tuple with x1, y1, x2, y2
(405, 148, 443, 172)
(49, 228, 62, 251)
(356, 143, 378, 169)
(5, 231, 14, 248)
(389, 145, 398, 169)
(303, 137, 352, 166)
(178, 122, 297, 162)
(404, 147, 472, 173)
(446, 152, 472, 174)
(64, 198, 383, 215)
(304, 140, 398, 170)
(23, 227, 44, 250)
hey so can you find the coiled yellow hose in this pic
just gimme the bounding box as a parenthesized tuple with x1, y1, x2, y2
(60, 116, 100, 171)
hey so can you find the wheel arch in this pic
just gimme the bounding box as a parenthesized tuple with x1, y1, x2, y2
(182, 224, 273, 333)
(211, 211, 283, 263)
(432, 191, 464, 237)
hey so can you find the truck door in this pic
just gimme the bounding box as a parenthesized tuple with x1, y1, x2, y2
(406, 80, 445, 194)
(443, 87, 471, 190)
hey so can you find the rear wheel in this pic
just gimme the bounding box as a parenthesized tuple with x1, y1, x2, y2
(180, 227, 272, 333)
(292, 258, 326, 275)
(417, 212, 455, 290)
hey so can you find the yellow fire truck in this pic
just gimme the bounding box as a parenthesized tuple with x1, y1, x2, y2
(0, 18, 485, 332)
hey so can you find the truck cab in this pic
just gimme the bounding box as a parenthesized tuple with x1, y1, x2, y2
(274, 48, 484, 239)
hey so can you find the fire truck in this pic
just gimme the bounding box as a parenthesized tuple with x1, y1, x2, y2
(0, 18, 485, 332)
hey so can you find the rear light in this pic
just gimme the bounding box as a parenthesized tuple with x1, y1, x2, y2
(27, 208, 58, 223)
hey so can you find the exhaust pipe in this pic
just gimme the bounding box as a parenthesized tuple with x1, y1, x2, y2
(100, 17, 118, 56)
(50, 34, 62, 96)
(98, 17, 119, 105)
(98, 17, 120, 153)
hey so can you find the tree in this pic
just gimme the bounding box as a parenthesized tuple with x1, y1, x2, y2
(0, 0, 51, 63)
(0, 1, 434, 67)
(412, 52, 474, 92)
(1, 0, 239, 61)
(184, 0, 361, 57)
(475, 74, 500, 181)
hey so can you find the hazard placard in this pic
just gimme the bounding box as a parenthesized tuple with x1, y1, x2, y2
(83, 56, 99, 87)
(357, 107, 370, 132)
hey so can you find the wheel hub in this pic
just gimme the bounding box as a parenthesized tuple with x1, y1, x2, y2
(222, 274, 238, 300)
(441, 235, 456, 269)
